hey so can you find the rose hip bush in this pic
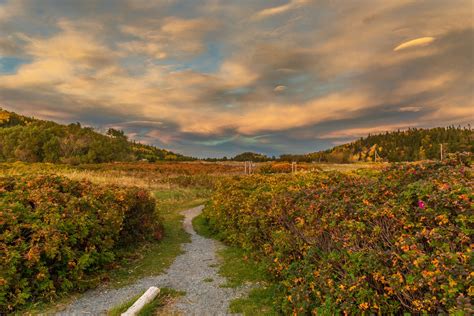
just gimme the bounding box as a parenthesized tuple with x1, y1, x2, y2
(203, 155, 473, 314)
(0, 175, 162, 312)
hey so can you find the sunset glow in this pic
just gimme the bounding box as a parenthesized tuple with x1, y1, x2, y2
(0, 0, 472, 157)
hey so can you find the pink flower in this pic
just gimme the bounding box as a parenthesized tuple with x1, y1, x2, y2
(418, 200, 426, 209)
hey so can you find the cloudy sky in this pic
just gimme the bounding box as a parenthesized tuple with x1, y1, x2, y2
(0, 0, 472, 157)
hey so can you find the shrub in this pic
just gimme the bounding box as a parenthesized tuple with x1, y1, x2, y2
(0, 175, 162, 312)
(259, 162, 293, 174)
(203, 155, 473, 314)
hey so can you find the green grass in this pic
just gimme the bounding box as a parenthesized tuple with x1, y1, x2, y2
(192, 212, 216, 238)
(193, 213, 279, 315)
(217, 247, 269, 288)
(229, 285, 281, 315)
(108, 288, 185, 316)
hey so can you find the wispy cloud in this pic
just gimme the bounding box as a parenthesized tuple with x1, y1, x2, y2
(255, 0, 310, 19)
(394, 37, 436, 51)
(319, 124, 416, 140)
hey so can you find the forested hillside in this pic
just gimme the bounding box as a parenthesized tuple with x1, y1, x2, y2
(0, 108, 192, 163)
(281, 127, 473, 163)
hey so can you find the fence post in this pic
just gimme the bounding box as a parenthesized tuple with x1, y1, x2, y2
(291, 161, 297, 173)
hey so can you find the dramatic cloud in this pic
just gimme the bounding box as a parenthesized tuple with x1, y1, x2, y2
(0, 0, 472, 157)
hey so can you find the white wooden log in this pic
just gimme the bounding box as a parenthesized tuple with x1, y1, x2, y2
(121, 286, 160, 316)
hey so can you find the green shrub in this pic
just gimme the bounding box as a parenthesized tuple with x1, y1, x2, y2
(203, 155, 473, 314)
(0, 175, 162, 312)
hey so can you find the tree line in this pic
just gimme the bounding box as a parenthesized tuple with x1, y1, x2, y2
(0, 108, 193, 163)
(2, 108, 471, 164)
(206, 127, 473, 163)
(301, 126, 473, 163)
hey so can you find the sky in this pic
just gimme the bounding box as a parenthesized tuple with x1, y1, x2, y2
(0, 0, 473, 158)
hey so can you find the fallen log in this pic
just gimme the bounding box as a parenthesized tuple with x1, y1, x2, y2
(121, 286, 160, 316)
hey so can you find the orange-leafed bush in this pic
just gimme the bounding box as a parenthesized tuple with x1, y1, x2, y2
(203, 154, 473, 314)
(259, 162, 293, 173)
(0, 175, 162, 312)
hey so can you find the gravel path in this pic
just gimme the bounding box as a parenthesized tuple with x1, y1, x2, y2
(58, 205, 249, 316)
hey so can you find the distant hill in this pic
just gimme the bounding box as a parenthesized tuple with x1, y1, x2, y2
(202, 151, 273, 162)
(280, 126, 474, 163)
(232, 152, 271, 162)
(0, 108, 194, 163)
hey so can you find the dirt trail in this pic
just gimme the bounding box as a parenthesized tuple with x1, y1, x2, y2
(58, 205, 248, 315)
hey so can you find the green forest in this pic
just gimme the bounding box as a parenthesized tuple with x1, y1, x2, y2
(280, 127, 474, 163)
(0, 108, 193, 163)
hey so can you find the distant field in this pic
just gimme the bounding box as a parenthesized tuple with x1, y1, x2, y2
(0, 161, 382, 188)
(0, 161, 242, 191)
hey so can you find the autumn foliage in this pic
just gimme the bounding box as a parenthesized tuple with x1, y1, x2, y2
(203, 155, 473, 314)
(0, 175, 162, 312)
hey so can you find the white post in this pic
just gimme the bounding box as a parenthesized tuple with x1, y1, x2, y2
(440, 144, 443, 160)
(121, 287, 160, 316)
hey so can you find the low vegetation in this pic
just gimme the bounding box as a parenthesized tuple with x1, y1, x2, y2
(202, 154, 473, 314)
(0, 175, 161, 313)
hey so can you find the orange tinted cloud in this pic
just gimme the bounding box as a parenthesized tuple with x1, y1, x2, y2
(394, 37, 436, 51)
(255, 0, 310, 19)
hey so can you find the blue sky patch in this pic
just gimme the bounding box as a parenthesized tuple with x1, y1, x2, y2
(0, 57, 29, 74)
